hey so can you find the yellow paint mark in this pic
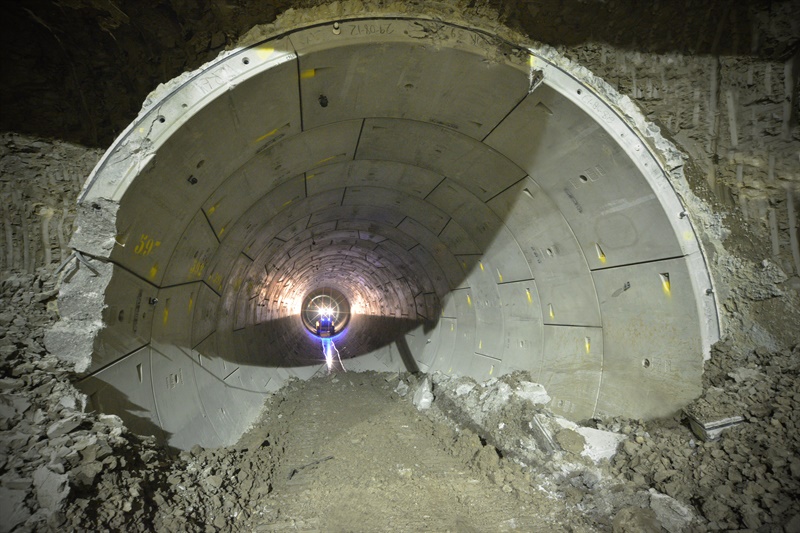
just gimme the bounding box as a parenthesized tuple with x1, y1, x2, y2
(189, 258, 205, 278)
(282, 199, 293, 207)
(489, 365, 494, 376)
(256, 45, 274, 59)
(595, 243, 606, 264)
(479, 340, 482, 350)
(529, 55, 536, 68)
(450, 323, 454, 331)
(307, 174, 316, 180)
(208, 202, 220, 215)
(497, 269, 503, 283)
(548, 303, 555, 319)
(585, 337, 591, 354)
(188, 296, 194, 312)
(138, 127, 145, 133)
(315, 155, 337, 165)
(300, 69, 316, 79)
(162, 299, 170, 326)
(254, 128, 279, 143)
(479, 261, 484, 272)
(526, 288, 533, 304)
(448, 367, 453, 373)
(149, 263, 159, 280)
(660, 273, 671, 297)
(467, 294, 472, 306)
(219, 227, 226, 236)
(134, 234, 159, 256)
(683, 231, 694, 241)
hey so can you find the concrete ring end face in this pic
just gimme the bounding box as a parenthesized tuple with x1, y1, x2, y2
(61, 17, 718, 449)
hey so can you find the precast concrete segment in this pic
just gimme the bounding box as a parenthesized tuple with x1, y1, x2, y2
(54, 17, 720, 450)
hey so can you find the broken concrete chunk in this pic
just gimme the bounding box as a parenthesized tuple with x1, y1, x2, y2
(529, 414, 558, 453)
(0, 486, 31, 532)
(514, 381, 550, 405)
(455, 382, 476, 397)
(72, 461, 103, 487)
(727, 367, 764, 383)
(574, 427, 628, 463)
(412, 377, 433, 410)
(46, 414, 83, 439)
(684, 386, 745, 441)
(649, 489, 694, 532)
(0, 378, 23, 390)
(394, 381, 409, 397)
(612, 505, 663, 533)
(33, 466, 69, 511)
(204, 475, 223, 490)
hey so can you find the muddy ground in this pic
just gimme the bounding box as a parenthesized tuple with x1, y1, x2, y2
(1, 266, 798, 532)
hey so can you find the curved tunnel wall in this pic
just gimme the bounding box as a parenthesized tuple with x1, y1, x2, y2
(65, 18, 719, 450)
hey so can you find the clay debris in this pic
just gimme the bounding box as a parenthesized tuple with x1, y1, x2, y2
(0, 270, 798, 531)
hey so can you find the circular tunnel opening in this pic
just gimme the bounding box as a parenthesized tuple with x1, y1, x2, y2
(301, 287, 350, 337)
(54, 16, 719, 450)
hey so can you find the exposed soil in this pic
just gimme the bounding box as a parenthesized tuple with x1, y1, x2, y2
(1, 265, 797, 532)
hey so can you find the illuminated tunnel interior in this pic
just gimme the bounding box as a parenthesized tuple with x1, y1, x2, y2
(55, 17, 719, 450)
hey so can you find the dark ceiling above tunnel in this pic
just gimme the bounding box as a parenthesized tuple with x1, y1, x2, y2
(2, 0, 798, 147)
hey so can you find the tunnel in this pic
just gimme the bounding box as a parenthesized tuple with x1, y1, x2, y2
(49, 16, 720, 451)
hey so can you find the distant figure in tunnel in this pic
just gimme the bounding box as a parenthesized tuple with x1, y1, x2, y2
(316, 315, 335, 337)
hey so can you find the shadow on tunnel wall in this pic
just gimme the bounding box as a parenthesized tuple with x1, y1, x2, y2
(220, 314, 435, 374)
(77, 376, 177, 454)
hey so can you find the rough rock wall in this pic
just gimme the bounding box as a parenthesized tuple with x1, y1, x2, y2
(2, 1, 797, 147)
(559, 44, 800, 349)
(0, 135, 101, 276)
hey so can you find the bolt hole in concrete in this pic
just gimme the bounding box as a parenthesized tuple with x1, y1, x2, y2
(47, 14, 726, 532)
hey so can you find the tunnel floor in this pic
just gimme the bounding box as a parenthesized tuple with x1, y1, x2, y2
(3, 272, 799, 531)
(238, 372, 588, 531)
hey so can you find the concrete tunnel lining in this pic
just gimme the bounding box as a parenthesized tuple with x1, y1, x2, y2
(52, 17, 720, 450)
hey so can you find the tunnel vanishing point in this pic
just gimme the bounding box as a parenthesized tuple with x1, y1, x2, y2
(45, 15, 721, 451)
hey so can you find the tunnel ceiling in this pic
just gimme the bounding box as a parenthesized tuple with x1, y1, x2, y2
(54, 17, 719, 450)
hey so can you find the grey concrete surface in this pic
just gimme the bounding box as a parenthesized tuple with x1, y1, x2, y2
(59, 17, 718, 449)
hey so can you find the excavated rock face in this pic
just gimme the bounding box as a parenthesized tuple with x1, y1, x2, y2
(1, 0, 798, 148)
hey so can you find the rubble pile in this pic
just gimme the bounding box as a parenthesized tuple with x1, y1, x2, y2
(424, 371, 697, 532)
(611, 341, 800, 531)
(1, 269, 798, 532)
(0, 272, 281, 532)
